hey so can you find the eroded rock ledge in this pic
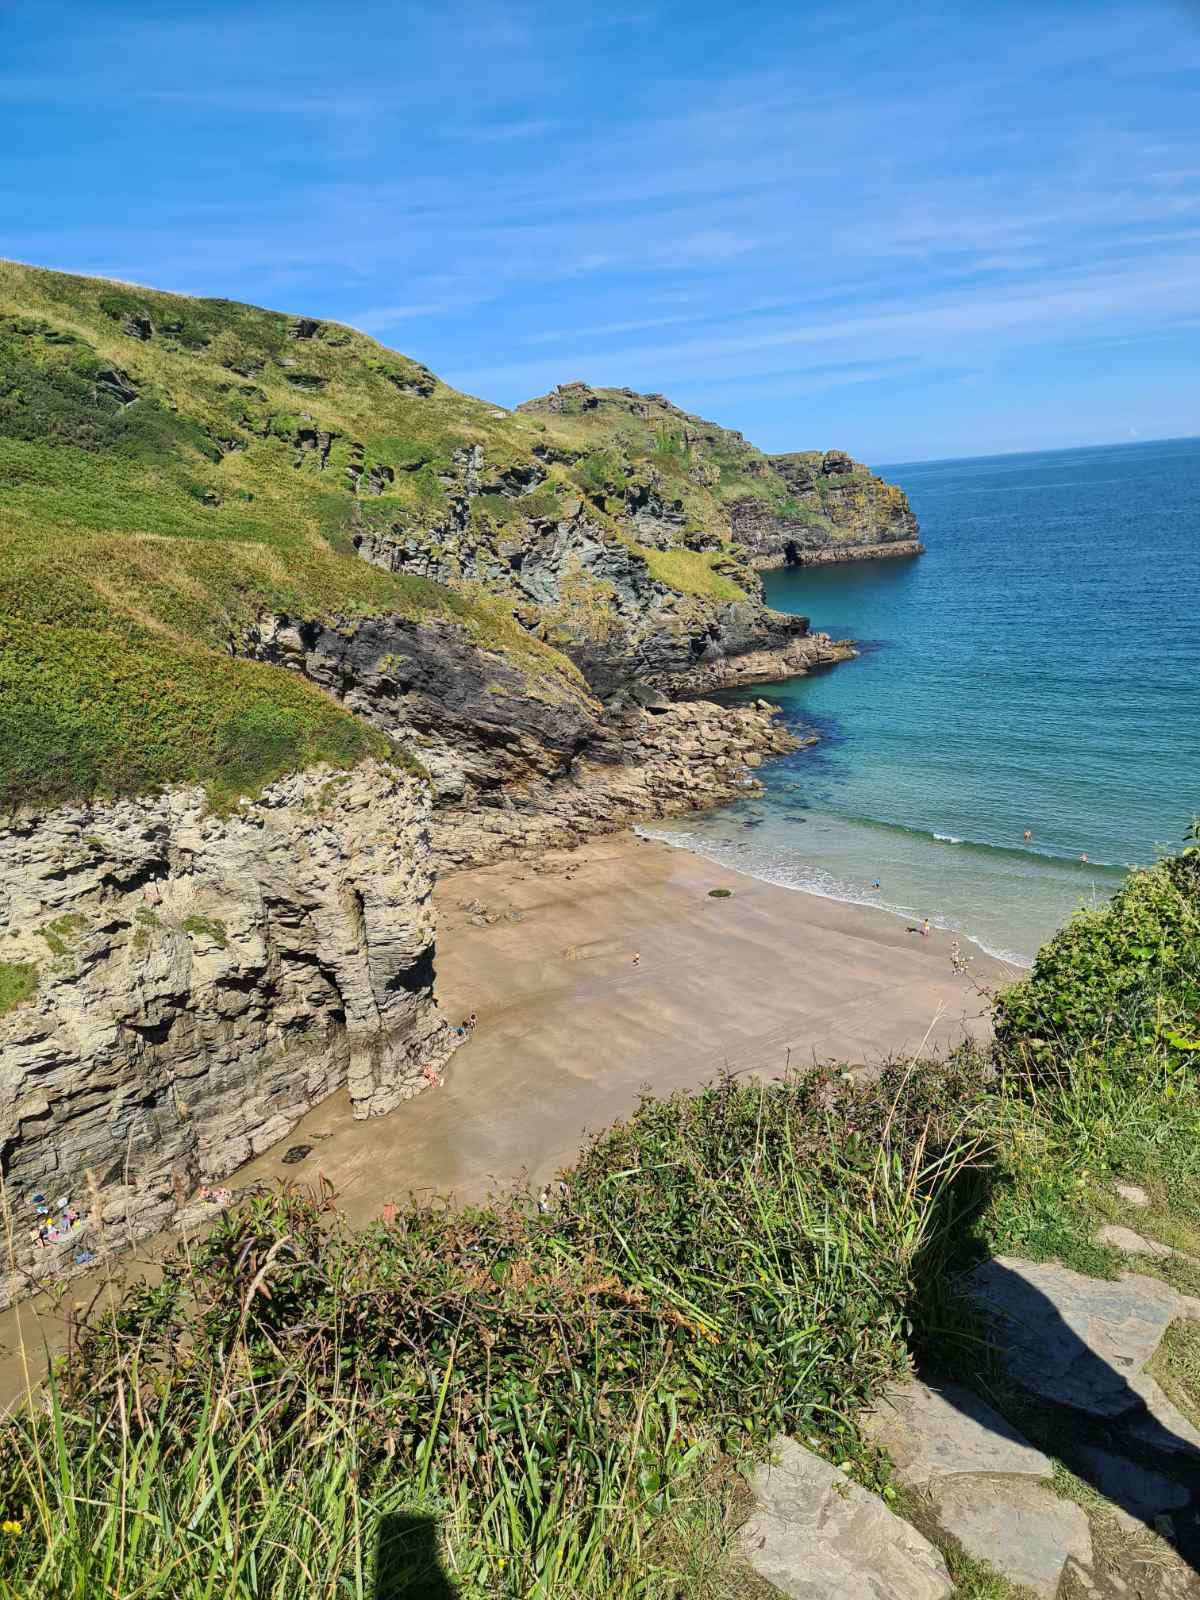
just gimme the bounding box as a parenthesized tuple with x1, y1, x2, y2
(431, 694, 805, 871)
(238, 609, 847, 871)
(754, 538, 923, 572)
(0, 761, 455, 1309)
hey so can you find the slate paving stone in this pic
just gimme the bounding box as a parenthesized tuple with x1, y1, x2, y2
(1066, 1444, 1190, 1531)
(860, 1377, 1052, 1488)
(931, 1475, 1092, 1600)
(1095, 1224, 1174, 1258)
(962, 1256, 1181, 1418)
(743, 1439, 952, 1600)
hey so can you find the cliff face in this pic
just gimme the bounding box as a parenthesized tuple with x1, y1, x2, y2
(0, 761, 454, 1309)
(237, 608, 848, 869)
(732, 449, 921, 567)
(354, 503, 841, 698)
(514, 385, 921, 576)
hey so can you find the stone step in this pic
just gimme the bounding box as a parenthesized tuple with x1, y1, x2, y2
(742, 1438, 952, 1599)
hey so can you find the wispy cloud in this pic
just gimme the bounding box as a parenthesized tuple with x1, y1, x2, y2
(3, 0, 1198, 457)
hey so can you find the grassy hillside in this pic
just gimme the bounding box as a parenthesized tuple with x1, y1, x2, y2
(0, 261, 911, 812)
(0, 263, 589, 810)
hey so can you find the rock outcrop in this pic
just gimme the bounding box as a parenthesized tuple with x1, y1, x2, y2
(731, 449, 921, 568)
(235, 609, 837, 872)
(431, 694, 805, 871)
(355, 500, 788, 698)
(239, 611, 601, 799)
(0, 761, 455, 1309)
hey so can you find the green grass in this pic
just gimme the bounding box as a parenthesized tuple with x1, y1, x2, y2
(0, 1053, 988, 1597)
(0, 962, 37, 1017)
(1148, 1321, 1200, 1432)
(1, 786, 1192, 1595)
(0, 261, 588, 810)
(635, 545, 750, 603)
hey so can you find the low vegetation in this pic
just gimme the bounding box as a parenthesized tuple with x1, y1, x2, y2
(994, 820, 1200, 1066)
(2, 827, 1196, 1596)
(0, 962, 37, 1018)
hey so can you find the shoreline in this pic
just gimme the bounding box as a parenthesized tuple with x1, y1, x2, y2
(639, 823, 1038, 969)
(231, 831, 1014, 1214)
(0, 830, 1015, 1405)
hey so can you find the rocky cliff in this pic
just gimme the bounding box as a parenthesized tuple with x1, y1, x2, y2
(0, 762, 454, 1308)
(0, 263, 901, 1297)
(515, 385, 922, 573)
(238, 607, 847, 868)
(0, 263, 890, 818)
(734, 449, 921, 567)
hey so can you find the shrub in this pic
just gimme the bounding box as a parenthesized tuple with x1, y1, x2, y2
(994, 827, 1200, 1070)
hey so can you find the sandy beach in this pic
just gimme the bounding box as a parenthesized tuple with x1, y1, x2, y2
(1, 830, 1015, 1403)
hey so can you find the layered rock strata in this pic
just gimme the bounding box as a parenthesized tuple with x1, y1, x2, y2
(754, 538, 922, 571)
(356, 504, 785, 698)
(238, 610, 836, 870)
(430, 694, 805, 871)
(0, 761, 454, 1309)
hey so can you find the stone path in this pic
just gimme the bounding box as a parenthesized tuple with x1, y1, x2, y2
(743, 1439, 952, 1599)
(743, 1249, 1200, 1598)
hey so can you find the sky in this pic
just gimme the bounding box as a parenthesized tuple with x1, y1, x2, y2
(2, 0, 1198, 463)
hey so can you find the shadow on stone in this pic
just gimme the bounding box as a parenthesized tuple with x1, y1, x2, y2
(953, 1256, 1200, 1578)
(374, 1512, 457, 1598)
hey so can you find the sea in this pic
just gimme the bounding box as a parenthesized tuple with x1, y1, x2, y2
(645, 437, 1200, 966)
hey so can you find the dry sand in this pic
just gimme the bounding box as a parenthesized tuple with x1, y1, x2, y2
(1, 831, 1017, 1403)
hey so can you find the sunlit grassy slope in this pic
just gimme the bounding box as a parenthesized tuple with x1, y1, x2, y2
(0, 261, 898, 812)
(0, 262, 590, 810)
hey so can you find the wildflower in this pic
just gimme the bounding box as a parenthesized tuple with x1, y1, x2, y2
(2, 1520, 21, 1536)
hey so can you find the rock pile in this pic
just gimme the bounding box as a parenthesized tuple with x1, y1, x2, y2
(431, 695, 802, 871)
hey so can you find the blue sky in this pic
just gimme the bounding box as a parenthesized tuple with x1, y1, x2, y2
(2, 0, 1198, 462)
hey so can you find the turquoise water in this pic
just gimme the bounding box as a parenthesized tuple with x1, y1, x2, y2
(647, 438, 1200, 964)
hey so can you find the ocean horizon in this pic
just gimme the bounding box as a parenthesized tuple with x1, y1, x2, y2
(646, 435, 1200, 965)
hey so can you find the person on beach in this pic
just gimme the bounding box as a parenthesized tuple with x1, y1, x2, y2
(871, 880, 881, 890)
(922, 919, 931, 937)
(468, 1012, 478, 1031)
(632, 952, 641, 966)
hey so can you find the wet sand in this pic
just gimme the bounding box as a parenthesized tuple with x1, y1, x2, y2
(1, 831, 1015, 1405)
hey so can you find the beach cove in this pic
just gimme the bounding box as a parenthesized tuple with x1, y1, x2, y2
(0, 831, 1011, 1405)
